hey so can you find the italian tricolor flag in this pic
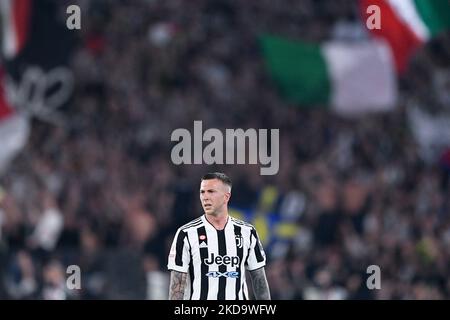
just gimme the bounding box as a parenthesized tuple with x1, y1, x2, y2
(260, 35, 397, 116)
(0, 66, 30, 174)
(0, 0, 31, 59)
(260, 0, 450, 115)
(360, 0, 450, 74)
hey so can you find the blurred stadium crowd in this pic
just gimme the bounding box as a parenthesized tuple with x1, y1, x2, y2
(0, 0, 450, 300)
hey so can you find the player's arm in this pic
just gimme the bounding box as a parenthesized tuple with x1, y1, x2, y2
(168, 270, 188, 300)
(249, 267, 271, 300)
(167, 228, 190, 300)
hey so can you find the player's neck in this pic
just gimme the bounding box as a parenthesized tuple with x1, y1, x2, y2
(204, 211, 229, 230)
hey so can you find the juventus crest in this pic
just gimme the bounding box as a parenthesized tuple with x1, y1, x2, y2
(235, 234, 243, 248)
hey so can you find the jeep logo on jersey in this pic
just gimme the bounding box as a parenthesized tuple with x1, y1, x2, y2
(204, 253, 240, 267)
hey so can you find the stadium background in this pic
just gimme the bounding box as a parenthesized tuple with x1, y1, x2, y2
(0, 0, 449, 300)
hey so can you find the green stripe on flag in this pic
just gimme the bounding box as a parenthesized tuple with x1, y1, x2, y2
(414, 0, 450, 37)
(259, 35, 330, 106)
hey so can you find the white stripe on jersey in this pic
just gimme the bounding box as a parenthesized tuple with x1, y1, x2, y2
(167, 214, 266, 300)
(186, 226, 200, 299)
(224, 223, 237, 300)
(205, 222, 219, 300)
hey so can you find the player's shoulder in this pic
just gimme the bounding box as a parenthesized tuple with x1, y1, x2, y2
(230, 216, 255, 230)
(179, 216, 203, 231)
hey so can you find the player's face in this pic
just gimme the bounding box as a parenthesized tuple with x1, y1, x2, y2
(199, 179, 230, 216)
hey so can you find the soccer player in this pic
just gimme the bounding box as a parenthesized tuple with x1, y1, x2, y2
(167, 172, 271, 300)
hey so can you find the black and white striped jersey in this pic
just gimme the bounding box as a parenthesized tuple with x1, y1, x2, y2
(167, 214, 266, 300)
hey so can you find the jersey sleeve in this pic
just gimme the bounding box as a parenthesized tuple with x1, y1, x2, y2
(245, 227, 267, 271)
(167, 228, 190, 273)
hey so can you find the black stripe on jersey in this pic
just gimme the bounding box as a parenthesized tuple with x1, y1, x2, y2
(197, 226, 209, 300)
(217, 229, 227, 300)
(251, 228, 264, 263)
(175, 230, 187, 267)
(189, 261, 194, 299)
(244, 228, 253, 267)
(187, 235, 194, 300)
(234, 224, 243, 300)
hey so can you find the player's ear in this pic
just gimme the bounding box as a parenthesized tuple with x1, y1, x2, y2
(224, 192, 231, 202)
